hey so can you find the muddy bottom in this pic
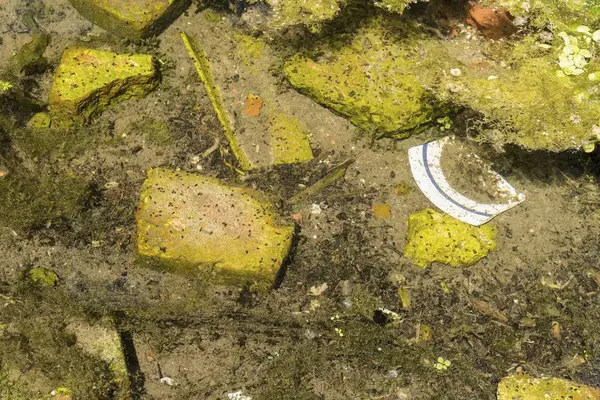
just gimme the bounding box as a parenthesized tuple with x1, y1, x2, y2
(1, 1, 600, 400)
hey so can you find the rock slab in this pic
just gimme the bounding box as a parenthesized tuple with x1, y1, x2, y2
(68, 0, 190, 39)
(136, 168, 295, 291)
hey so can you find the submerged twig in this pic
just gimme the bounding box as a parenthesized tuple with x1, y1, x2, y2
(286, 159, 354, 205)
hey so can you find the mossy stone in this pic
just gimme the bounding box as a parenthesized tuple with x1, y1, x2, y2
(403, 208, 496, 267)
(68, 0, 191, 39)
(48, 47, 158, 126)
(284, 20, 440, 138)
(28, 267, 59, 287)
(136, 168, 295, 292)
(269, 113, 314, 165)
(498, 374, 600, 400)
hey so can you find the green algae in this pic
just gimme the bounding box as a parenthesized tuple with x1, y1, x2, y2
(68, 0, 191, 39)
(403, 208, 496, 268)
(0, 168, 90, 231)
(28, 267, 60, 287)
(269, 113, 314, 165)
(49, 47, 158, 126)
(136, 168, 295, 292)
(8, 34, 50, 77)
(284, 19, 441, 138)
(494, 0, 600, 30)
(497, 374, 600, 399)
(181, 31, 253, 171)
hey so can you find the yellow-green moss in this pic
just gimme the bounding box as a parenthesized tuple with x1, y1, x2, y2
(68, 0, 191, 39)
(49, 47, 158, 126)
(28, 267, 59, 287)
(284, 20, 440, 138)
(498, 374, 600, 399)
(403, 208, 496, 268)
(269, 113, 314, 165)
(8, 33, 49, 76)
(493, 0, 600, 30)
(136, 168, 294, 292)
(266, 0, 346, 32)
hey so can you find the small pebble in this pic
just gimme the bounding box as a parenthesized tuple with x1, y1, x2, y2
(450, 68, 462, 77)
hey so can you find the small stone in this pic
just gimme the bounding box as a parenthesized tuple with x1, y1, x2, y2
(136, 168, 294, 291)
(403, 208, 496, 267)
(372, 203, 392, 219)
(244, 94, 263, 117)
(468, 5, 517, 40)
(49, 47, 158, 125)
(497, 374, 600, 400)
(450, 68, 462, 77)
(68, 0, 190, 39)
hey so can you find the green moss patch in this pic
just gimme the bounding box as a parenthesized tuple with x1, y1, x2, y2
(49, 47, 158, 126)
(136, 168, 295, 292)
(68, 0, 191, 39)
(28, 267, 59, 287)
(284, 19, 441, 138)
(498, 374, 600, 399)
(403, 208, 496, 267)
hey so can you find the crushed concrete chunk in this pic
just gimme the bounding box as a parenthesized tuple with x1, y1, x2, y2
(136, 168, 294, 291)
(403, 208, 496, 267)
(49, 47, 158, 125)
(68, 0, 190, 39)
(498, 374, 600, 400)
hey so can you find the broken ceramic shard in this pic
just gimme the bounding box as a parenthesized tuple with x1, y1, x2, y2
(68, 0, 190, 39)
(49, 47, 158, 126)
(403, 208, 496, 267)
(409, 136, 524, 226)
(136, 168, 294, 291)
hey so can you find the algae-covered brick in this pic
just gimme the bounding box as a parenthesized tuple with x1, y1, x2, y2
(269, 113, 314, 165)
(284, 20, 440, 138)
(403, 208, 496, 267)
(49, 47, 158, 125)
(68, 0, 190, 39)
(498, 374, 600, 400)
(136, 168, 294, 291)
